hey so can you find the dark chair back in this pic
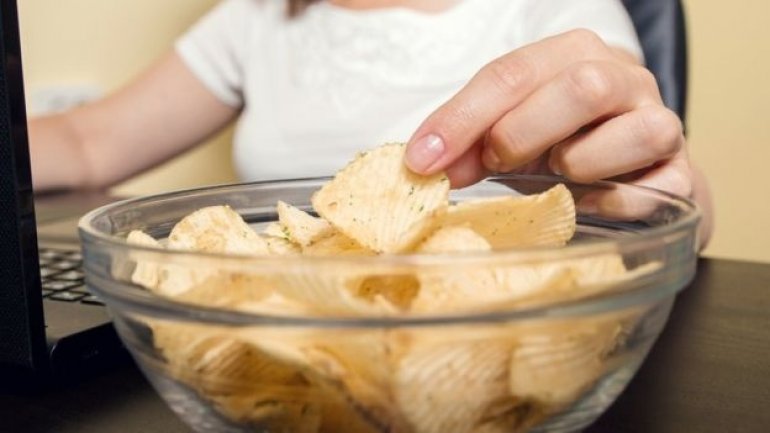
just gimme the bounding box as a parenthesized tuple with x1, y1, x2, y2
(622, 0, 688, 122)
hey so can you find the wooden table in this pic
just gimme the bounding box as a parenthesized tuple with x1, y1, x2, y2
(2, 258, 769, 433)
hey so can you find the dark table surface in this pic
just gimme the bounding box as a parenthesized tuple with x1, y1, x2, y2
(2, 257, 769, 433)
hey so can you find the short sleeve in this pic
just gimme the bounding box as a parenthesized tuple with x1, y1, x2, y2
(175, 0, 258, 107)
(516, 0, 643, 62)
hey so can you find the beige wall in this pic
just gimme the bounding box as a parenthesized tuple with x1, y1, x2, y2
(19, 1, 770, 263)
(684, 0, 770, 263)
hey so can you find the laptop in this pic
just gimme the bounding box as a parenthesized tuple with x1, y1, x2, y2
(0, 0, 123, 388)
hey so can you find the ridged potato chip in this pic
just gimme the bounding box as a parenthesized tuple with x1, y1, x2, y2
(506, 254, 632, 308)
(237, 328, 395, 432)
(509, 319, 622, 405)
(269, 232, 389, 315)
(262, 221, 288, 239)
(302, 230, 373, 257)
(270, 268, 397, 316)
(174, 273, 272, 308)
(276, 200, 334, 247)
(156, 326, 378, 433)
(441, 184, 576, 249)
(155, 206, 270, 296)
(211, 392, 322, 433)
(151, 324, 300, 396)
(356, 274, 420, 310)
(126, 230, 162, 290)
(167, 205, 268, 256)
(124, 229, 210, 298)
(304, 334, 404, 431)
(474, 397, 547, 433)
(312, 143, 450, 253)
(262, 233, 302, 256)
(393, 336, 513, 433)
(412, 227, 576, 313)
(416, 225, 491, 254)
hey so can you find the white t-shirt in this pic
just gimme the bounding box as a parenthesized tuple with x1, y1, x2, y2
(176, 0, 642, 181)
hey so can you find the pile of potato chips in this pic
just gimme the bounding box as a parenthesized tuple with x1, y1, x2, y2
(126, 143, 651, 433)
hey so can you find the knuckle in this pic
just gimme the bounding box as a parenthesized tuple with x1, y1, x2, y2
(639, 107, 684, 156)
(560, 162, 596, 183)
(487, 122, 528, 162)
(566, 62, 615, 109)
(565, 28, 607, 53)
(484, 56, 535, 96)
(636, 66, 659, 92)
(429, 98, 479, 138)
(444, 101, 477, 128)
(549, 146, 596, 183)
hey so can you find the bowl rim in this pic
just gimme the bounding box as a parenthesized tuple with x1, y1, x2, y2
(78, 174, 701, 325)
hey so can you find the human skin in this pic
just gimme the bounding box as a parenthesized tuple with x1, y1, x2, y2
(403, 29, 713, 248)
(28, 0, 712, 246)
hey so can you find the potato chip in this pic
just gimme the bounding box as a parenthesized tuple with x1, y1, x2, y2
(126, 230, 162, 290)
(412, 227, 645, 313)
(266, 231, 388, 315)
(124, 230, 213, 298)
(303, 334, 403, 431)
(156, 264, 215, 297)
(262, 221, 289, 239)
(393, 337, 513, 433)
(151, 325, 300, 394)
(237, 328, 392, 432)
(211, 374, 379, 433)
(167, 205, 268, 256)
(276, 200, 334, 247)
(302, 230, 373, 257)
(174, 273, 272, 308)
(212, 393, 323, 433)
(563, 253, 627, 285)
(505, 254, 630, 307)
(262, 233, 302, 256)
(416, 224, 491, 254)
(146, 206, 270, 296)
(509, 320, 622, 405)
(414, 267, 577, 314)
(270, 268, 397, 316)
(440, 184, 575, 249)
(151, 323, 325, 429)
(356, 274, 420, 310)
(474, 397, 548, 433)
(412, 227, 576, 313)
(312, 143, 450, 253)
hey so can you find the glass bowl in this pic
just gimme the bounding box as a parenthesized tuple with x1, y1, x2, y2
(79, 175, 700, 433)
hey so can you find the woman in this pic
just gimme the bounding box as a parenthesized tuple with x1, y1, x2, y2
(29, 0, 713, 245)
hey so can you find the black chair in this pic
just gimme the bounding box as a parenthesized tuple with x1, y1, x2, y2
(622, 0, 688, 123)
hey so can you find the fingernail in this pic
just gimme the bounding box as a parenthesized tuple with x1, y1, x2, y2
(406, 134, 445, 173)
(406, 134, 446, 173)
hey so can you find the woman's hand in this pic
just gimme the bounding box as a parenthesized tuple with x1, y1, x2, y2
(404, 29, 692, 208)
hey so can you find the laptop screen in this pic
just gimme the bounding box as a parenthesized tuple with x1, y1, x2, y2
(0, 0, 48, 376)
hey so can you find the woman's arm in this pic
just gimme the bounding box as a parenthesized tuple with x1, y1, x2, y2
(405, 30, 714, 250)
(29, 51, 239, 191)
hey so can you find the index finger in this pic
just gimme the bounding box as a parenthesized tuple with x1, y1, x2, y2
(405, 29, 612, 175)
